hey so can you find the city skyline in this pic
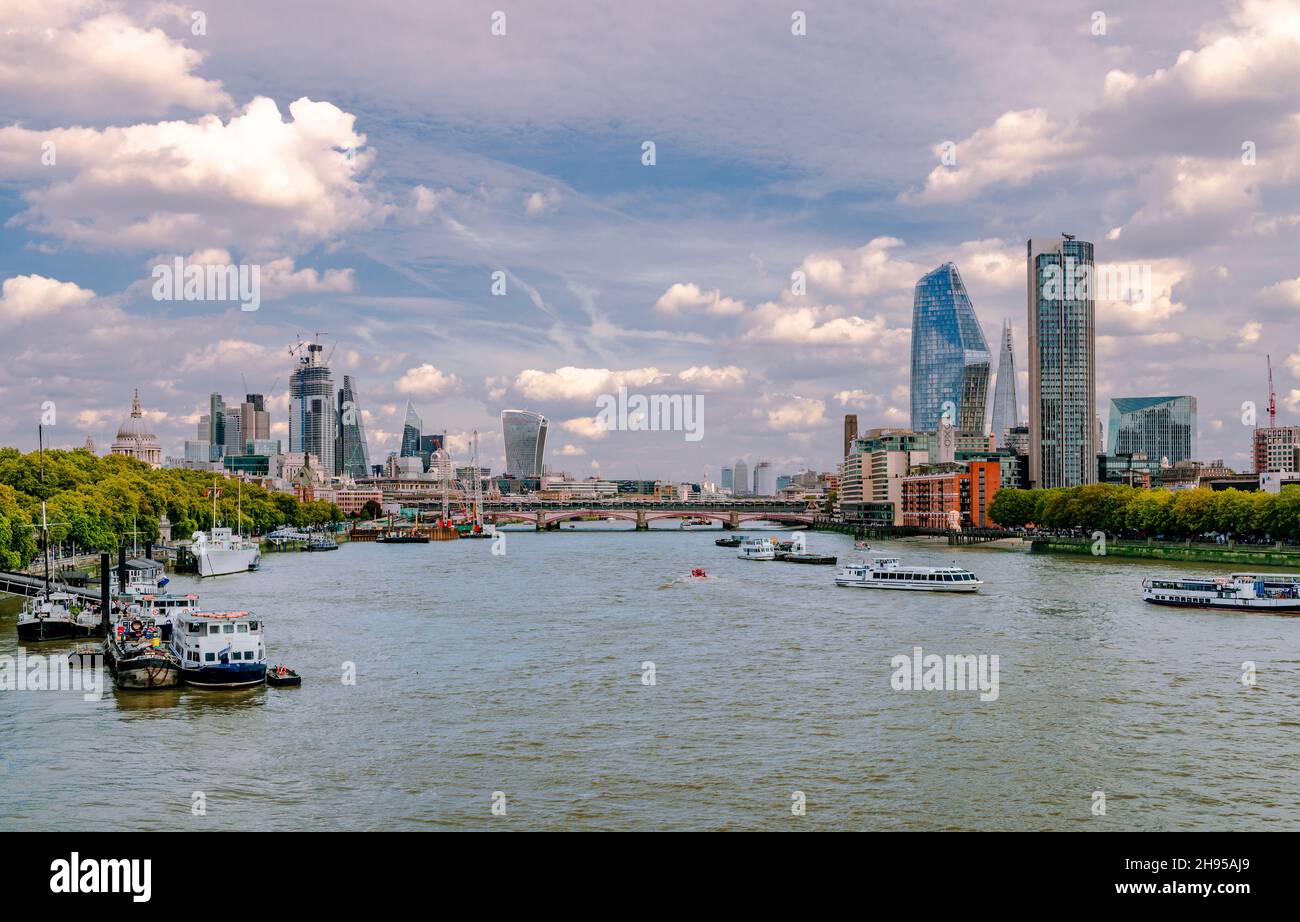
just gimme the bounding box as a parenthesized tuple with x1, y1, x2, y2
(3, 2, 1300, 479)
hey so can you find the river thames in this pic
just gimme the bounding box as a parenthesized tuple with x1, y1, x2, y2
(3, 526, 1299, 831)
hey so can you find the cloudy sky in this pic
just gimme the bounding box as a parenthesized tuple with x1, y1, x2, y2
(2, 0, 1299, 479)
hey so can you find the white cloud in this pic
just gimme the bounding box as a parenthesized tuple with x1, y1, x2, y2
(0, 5, 232, 120)
(513, 366, 664, 401)
(396, 364, 460, 396)
(763, 395, 827, 431)
(560, 417, 608, 440)
(0, 274, 95, 322)
(677, 365, 748, 389)
(654, 282, 745, 316)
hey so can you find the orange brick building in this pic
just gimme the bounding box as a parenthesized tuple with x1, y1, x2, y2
(900, 460, 1000, 528)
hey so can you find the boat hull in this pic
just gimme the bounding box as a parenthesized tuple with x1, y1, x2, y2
(179, 662, 268, 688)
(16, 619, 78, 642)
(105, 642, 182, 689)
(836, 579, 982, 592)
(1143, 596, 1300, 613)
(196, 546, 260, 577)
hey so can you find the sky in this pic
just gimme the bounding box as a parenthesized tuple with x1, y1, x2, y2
(2, 0, 1299, 479)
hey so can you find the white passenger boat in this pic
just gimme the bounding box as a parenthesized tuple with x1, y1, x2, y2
(737, 536, 779, 560)
(170, 610, 268, 688)
(16, 591, 102, 641)
(1142, 575, 1300, 613)
(835, 556, 982, 591)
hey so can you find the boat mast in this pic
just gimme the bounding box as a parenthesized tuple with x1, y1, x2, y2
(38, 425, 49, 598)
(472, 429, 482, 529)
(211, 475, 218, 530)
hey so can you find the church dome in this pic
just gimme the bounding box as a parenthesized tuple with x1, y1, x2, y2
(116, 390, 157, 440)
(110, 389, 163, 469)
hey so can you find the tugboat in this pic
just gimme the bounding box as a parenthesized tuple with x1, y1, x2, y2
(714, 535, 745, 548)
(1142, 575, 1300, 613)
(170, 610, 268, 688)
(104, 613, 181, 689)
(836, 556, 982, 591)
(266, 664, 301, 687)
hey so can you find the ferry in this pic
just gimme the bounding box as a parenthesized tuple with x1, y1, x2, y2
(737, 536, 779, 560)
(104, 612, 181, 689)
(192, 527, 261, 576)
(169, 610, 268, 688)
(835, 556, 982, 591)
(1142, 576, 1300, 613)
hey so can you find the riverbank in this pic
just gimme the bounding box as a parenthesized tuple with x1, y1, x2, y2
(1030, 536, 1300, 568)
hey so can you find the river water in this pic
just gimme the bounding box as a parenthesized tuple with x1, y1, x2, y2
(3, 524, 1299, 831)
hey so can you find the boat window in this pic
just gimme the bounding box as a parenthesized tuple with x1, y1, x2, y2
(204, 652, 215, 662)
(248, 622, 259, 632)
(208, 624, 220, 635)
(237, 624, 249, 633)
(223, 624, 234, 634)
(188, 622, 203, 634)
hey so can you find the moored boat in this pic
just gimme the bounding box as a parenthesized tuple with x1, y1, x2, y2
(303, 535, 339, 551)
(16, 591, 102, 641)
(170, 610, 268, 688)
(779, 552, 838, 565)
(835, 556, 982, 591)
(1142, 575, 1300, 613)
(266, 664, 301, 687)
(104, 613, 181, 689)
(737, 536, 779, 560)
(714, 535, 745, 547)
(193, 527, 261, 576)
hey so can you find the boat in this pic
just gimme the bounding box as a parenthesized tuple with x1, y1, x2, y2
(690, 568, 708, 578)
(779, 552, 838, 565)
(16, 591, 102, 641)
(680, 518, 714, 529)
(192, 478, 261, 576)
(169, 610, 268, 688)
(104, 613, 181, 689)
(714, 535, 745, 548)
(128, 592, 200, 641)
(1142, 575, 1300, 613)
(302, 535, 339, 551)
(376, 530, 430, 544)
(835, 556, 982, 591)
(854, 540, 871, 550)
(738, 536, 779, 560)
(1231, 572, 1300, 589)
(266, 664, 301, 687)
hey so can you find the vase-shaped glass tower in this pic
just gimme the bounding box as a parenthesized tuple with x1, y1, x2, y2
(910, 262, 991, 435)
(989, 319, 1019, 445)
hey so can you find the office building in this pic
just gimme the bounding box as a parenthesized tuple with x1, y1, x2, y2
(1027, 235, 1096, 487)
(733, 459, 749, 497)
(502, 409, 548, 478)
(1106, 396, 1196, 465)
(336, 375, 371, 479)
(910, 262, 991, 435)
(288, 340, 337, 478)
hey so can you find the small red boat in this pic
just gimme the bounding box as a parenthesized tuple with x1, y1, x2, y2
(690, 568, 708, 578)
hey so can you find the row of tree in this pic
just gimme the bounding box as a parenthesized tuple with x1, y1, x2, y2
(988, 484, 1300, 542)
(0, 448, 342, 569)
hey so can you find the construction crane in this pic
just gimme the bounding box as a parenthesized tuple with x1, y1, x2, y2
(1267, 353, 1277, 428)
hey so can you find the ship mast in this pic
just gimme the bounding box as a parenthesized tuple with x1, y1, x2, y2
(38, 425, 49, 598)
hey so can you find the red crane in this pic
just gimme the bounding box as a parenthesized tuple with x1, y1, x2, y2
(1267, 354, 1277, 428)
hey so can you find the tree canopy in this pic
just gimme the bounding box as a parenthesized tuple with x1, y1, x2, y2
(0, 448, 342, 567)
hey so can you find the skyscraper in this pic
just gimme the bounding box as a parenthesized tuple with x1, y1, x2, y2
(753, 460, 776, 496)
(1107, 397, 1196, 465)
(241, 393, 270, 450)
(733, 459, 749, 497)
(1028, 236, 1096, 488)
(989, 320, 1020, 445)
(843, 414, 859, 459)
(910, 262, 991, 435)
(289, 340, 336, 476)
(207, 393, 225, 461)
(399, 403, 423, 460)
(502, 409, 548, 478)
(336, 375, 372, 478)
(720, 467, 734, 492)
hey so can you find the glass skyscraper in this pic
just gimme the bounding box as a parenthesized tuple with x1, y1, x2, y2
(733, 459, 749, 497)
(289, 342, 336, 476)
(399, 402, 423, 460)
(1028, 236, 1096, 488)
(336, 375, 372, 478)
(1107, 396, 1196, 464)
(502, 409, 548, 478)
(910, 263, 991, 435)
(989, 319, 1019, 445)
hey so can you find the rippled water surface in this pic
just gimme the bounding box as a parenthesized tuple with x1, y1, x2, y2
(3, 526, 1299, 830)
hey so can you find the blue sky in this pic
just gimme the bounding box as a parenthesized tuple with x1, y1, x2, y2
(2, 0, 1299, 478)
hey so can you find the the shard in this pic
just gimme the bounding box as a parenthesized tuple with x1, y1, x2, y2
(989, 319, 1019, 444)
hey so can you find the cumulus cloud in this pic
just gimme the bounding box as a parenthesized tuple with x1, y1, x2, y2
(0, 3, 232, 120)
(3, 96, 377, 257)
(676, 365, 748, 389)
(763, 395, 827, 431)
(560, 416, 609, 440)
(654, 282, 745, 316)
(0, 274, 95, 322)
(513, 366, 664, 401)
(396, 364, 460, 396)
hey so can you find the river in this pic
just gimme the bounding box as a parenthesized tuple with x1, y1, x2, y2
(3, 524, 1298, 830)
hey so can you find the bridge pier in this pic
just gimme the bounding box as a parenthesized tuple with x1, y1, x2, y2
(635, 510, 648, 531)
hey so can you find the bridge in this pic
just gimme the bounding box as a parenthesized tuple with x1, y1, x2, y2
(470, 499, 818, 530)
(0, 571, 99, 602)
